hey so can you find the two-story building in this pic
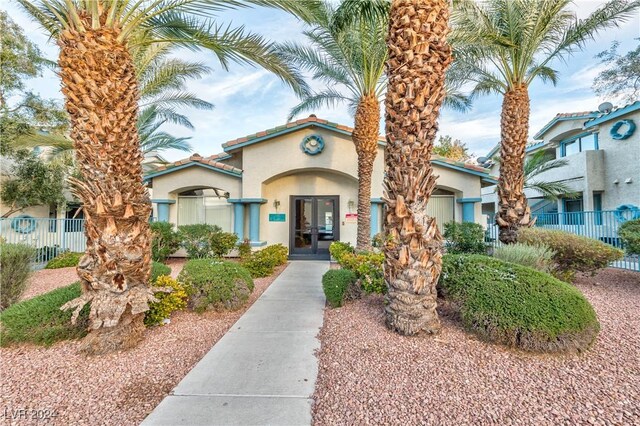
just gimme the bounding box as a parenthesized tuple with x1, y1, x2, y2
(481, 101, 640, 224)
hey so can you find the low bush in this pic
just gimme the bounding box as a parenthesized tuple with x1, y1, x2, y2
(150, 221, 181, 262)
(178, 259, 254, 313)
(443, 222, 486, 254)
(45, 251, 83, 269)
(1, 243, 35, 310)
(237, 239, 252, 259)
(329, 241, 355, 264)
(177, 224, 237, 259)
(0, 282, 88, 346)
(322, 269, 357, 308)
(618, 218, 640, 255)
(329, 242, 385, 294)
(242, 244, 288, 278)
(151, 261, 172, 282)
(438, 254, 600, 353)
(145, 275, 188, 326)
(518, 228, 623, 281)
(493, 243, 555, 273)
(339, 251, 385, 294)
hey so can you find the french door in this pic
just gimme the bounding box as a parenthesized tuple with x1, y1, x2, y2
(289, 196, 339, 259)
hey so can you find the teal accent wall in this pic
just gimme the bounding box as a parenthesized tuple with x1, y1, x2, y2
(233, 203, 245, 241)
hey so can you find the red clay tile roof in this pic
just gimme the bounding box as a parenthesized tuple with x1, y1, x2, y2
(222, 115, 385, 149)
(553, 111, 596, 118)
(152, 153, 242, 175)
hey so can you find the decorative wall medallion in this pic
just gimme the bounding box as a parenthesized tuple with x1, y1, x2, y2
(610, 119, 635, 140)
(300, 135, 325, 155)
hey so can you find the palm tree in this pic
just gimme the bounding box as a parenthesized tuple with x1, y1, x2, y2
(16, 0, 318, 354)
(451, 0, 640, 244)
(384, 0, 452, 335)
(279, 1, 387, 250)
(282, 0, 469, 250)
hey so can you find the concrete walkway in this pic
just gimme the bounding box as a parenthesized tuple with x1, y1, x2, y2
(142, 261, 329, 426)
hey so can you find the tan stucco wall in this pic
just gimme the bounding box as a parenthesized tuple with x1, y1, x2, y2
(432, 165, 484, 224)
(238, 127, 385, 199)
(261, 170, 359, 247)
(150, 165, 241, 224)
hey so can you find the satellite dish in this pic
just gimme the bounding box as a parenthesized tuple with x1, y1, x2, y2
(477, 156, 488, 165)
(598, 102, 613, 113)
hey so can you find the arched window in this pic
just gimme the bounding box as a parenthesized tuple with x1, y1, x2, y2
(177, 188, 232, 231)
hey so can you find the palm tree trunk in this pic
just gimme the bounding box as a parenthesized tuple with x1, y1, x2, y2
(383, 0, 452, 335)
(352, 94, 380, 251)
(57, 27, 154, 354)
(496, 84, 534, 244)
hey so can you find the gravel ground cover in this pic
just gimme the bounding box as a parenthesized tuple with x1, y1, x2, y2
(0, 263, 288, 426)
(313, 268, 640, 426)
(19, 268, 79, 301)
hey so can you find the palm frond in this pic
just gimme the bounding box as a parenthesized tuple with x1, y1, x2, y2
(288, 89, 351, 121)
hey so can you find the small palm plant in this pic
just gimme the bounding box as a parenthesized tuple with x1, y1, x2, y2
(451, 0, 640, 243)
(15, 0, 318, 354)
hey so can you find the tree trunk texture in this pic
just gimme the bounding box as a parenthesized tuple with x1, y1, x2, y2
(496, 84, 534, 244)
(383, 0, 452, 335)
(352, 94, 380, 251)
(57, 25, 154, 355)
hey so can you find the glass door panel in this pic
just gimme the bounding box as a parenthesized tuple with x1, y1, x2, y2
(293, 198, 313, 253)
(316, 198, 335, 254)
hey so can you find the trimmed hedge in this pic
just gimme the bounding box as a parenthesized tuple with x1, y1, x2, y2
(619, 218, 640, 255)
(178, 259, 254, 313)
(438, 254, 600, 353)
(329, 242, 385, 294)
(1, 261, 179, 346)
(0, 282, 88, 346)
(242, 244, 288, 278)
(322, 269, 357, 308)
(45, 251, 83, 269)
(0, 243, 35, 310)
(518, 228, 623, 281)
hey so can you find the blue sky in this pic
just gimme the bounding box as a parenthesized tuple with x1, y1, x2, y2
(2, 1, 639, 161)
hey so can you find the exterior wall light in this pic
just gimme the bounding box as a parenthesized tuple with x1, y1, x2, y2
(273, 199, 280, 211)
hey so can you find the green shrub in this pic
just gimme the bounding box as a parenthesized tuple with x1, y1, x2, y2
(150, 261, 171, 282)
(145, 275, 188, 326)
(518, 228, 623, 281)
(238, 239, 252, 259)
(45, 251, 83, 269)
(493, 243, 555, 273)
(0, 243, 35, 310)
(443, 222, 486, 254)
(0, 282, 89, 346)
(177, 224, 237, 259)
(340, 251, 386, 294)
(322, 269, 357, 308)
(439, 254, 600, 353)
(150, 221, 181, 262)
(178, 259, 254, 313)
(618, 218, 640, 255)
(329, 241, 355, 263)
(242, 244, 288, 278)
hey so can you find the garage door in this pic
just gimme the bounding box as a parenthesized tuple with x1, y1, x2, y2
(426, 195, 455, 233)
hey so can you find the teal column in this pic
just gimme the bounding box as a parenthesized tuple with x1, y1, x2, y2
(151, 199, 175, 222)
(457, 198, 482, 223)
(233, 203, 245, 241)
(370, 198, 384, 237)
(249, 203, 261, 242)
